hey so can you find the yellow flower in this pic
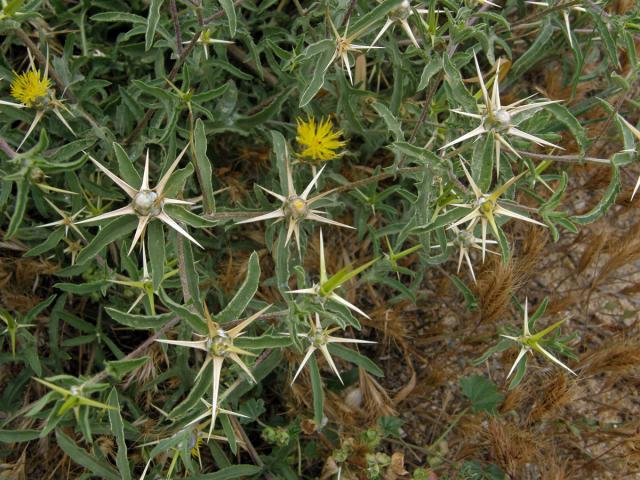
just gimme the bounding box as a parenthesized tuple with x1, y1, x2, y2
(190, 434, 203, 458)
(296, 117, 346, 162)
(10, 69, 51, 108)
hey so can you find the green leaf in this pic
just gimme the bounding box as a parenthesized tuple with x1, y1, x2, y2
(471, 134, 494, 192)
(378, 416, 404, 438)
(176, 235, 203, 315)
(55, 430, 120, 480)
(106, 357, 149, 380)
(76, 216, 138, 265)
(450, 275, 478, 310)
(219, 0, 237, 37)
(590, 11, 620, 68)
(194, 119, 215, 214)
(91, 12, 146, 24)
(299, 43, 335, 108)
(417, 57, 442, 91)
(508, 356, 528, 390)
(235, 334, 292, 350)
(132, 80, 175, 105)
(168, 361, 212, 418)
(309, 354, 324, 427)
(509, 20, 554, 80)
(6, 178, 28, 238)
(321, 257, 379, 296)
(191, 83, 231, 103)
(347, 0, 404, 39)
(390, 142, 440, 164)
(147, 220, 165, 291)
(145, 0, 164, 51)
(442, 55, 475, 112)
(460, 375, 504, 415)
(55, 281, 107, 295)
(303, 38, 335, 58)
(105, 307, 174, 329)
(471, 338, 512, 366)
(49, 138, 97, 165)
(372, 102, 403, 142)
(24, 228, 65, 257)
(492, 222, 510, 263)
(271, 130, 288, 194)
(162, 163, 194, 198)
(107, 388, 132, 480)
(328, 343, 383, 377)
(217, 251, 261, 324)
(220, 413, 237, 455)
(571, 163, 619, 225)
(0, 429, 41, 443)
(159, 289, 207, 334)
(164, 204, 217, 227)
(2, 0, 25, 17)
(544, 103, 587, 156)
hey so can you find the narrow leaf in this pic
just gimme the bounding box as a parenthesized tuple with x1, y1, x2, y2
(309, 354, 324, 427)
(193, 119, 215, 214)
(219, 0, 237, 37)
(328, 343, 383, 377)
(107, 389, 132, 480)
(55, 430, 120, 480)
(76, 216, 138, 265)
(147, 220, 165, 291)
(145, 0, 164, 51)
(216, 251, 260, 324)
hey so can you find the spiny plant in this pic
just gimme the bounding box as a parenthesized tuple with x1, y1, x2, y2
(0, 0, 638, 478)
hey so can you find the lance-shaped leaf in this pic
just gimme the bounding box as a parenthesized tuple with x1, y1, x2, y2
(216, 251, 261, 325)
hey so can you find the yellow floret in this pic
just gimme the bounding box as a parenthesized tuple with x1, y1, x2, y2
(296, 117, 346, 162)
(10, 69, 51, 108)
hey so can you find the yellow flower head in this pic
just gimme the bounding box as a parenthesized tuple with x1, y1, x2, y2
(10, 69, 51, 108)
(296, 117, 346, 162)
(190, 434, 203, 459)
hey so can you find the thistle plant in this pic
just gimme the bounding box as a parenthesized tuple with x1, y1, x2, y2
(182, 28, 234, 60)
(0, 308, 35, 357)
(139, 425, 231, 480)
(0, 52, 74, 149)
(501, 298, 576, 383)
(441, 54, 562, 174)
(289, 230, 379, 319)
(237, 158, 354, 251)
(289, 313, 375, 384)
(33, 377, 116, 415)
(77, 145, 201, 254)
(37, 198, 86, 239)
(432, 224, 498, 283)
(1, 129, 84, 238)
(327, 16, 383, 85)
(450, 161, 546, 258)
(370, 0, 434, 49)
(156, 285, 271, 438)
(1, 0, 635, 477)
(109, 242, 178, 315)
(30, 376, 116, 440)
(0, 292, 55, 364)
(184, 398, 249, 438)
